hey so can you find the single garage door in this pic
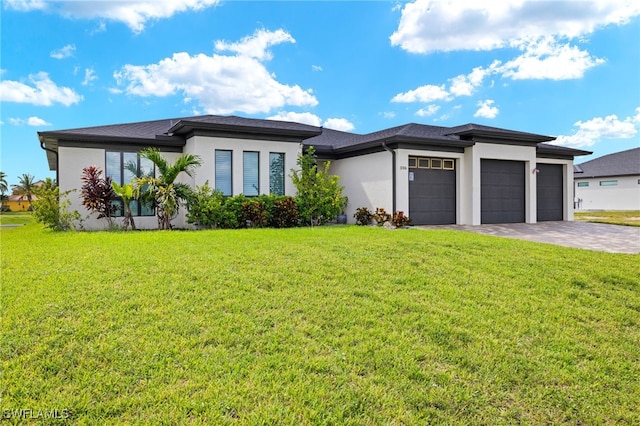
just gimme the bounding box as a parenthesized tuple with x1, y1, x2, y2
(409, 157, 456, 225)
(481, 159, 525, 224)
(536, 163, 563, 221)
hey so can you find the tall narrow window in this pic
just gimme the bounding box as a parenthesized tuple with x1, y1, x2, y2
(269, 152, 285, 196)
(215, 150, 232, 196)
(105, 151, 155, 217)
(243, 151, 259, 196)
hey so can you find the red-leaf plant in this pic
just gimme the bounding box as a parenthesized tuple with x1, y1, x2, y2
(80, 166, 116, 226)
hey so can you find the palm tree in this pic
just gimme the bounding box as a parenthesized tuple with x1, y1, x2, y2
(11, 173, 37, 211)
(137, 148, 202, 230)
(112, 182, 136, 231)
(0, 171, 8, 196)
(0, 171, 7, 210)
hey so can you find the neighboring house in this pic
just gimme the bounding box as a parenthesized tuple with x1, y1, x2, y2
(38, 115, 590, 230)
(4, 180, 43, 212)
(573, 147, 640, 211)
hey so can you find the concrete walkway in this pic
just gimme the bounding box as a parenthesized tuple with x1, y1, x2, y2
(418, 221, 640, 254)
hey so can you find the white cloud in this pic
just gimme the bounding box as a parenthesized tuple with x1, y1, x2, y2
(390, 0, 640, 54)
(267, 111, 322, 127)
(448, 65, 492, 96)
(498, 37, 605, 80)
(474, 99, 499, 119)
(0, 72, 82, 106)
(416, 104, 440, 117)
(215, 29, 294, 61)
(50, 44, 75, 59)
(381, 111, 396, 119)
(312, 65, 323, 72)
(113, 29, 318, 115)
(323, 118, 355, 132)
(391, 84, 451, 103)
(8, 116, 52, 126)
(553, 108, 640, 148)
(3, 0, 46, 11)
(82, 68, 98, 86)
(6, 0, 219, 33)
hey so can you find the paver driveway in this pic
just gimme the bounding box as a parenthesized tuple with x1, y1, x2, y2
(418, 221, 640, 254)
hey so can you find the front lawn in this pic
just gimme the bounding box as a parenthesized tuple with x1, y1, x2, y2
(575, 210, 640, 227)
(2, 224, 639, 424)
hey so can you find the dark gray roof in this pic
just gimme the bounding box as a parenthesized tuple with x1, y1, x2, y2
(574, 147, 640, 178)
(445, 123, 555, 142)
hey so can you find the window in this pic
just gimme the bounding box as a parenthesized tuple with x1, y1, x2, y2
(409, 156, 455, 170)
(243, 151, 259, 196)
(105, 151, 155, 216)
(577, 182, 589, 187)
(430, 158, 442, 169)
(215, 150, 232, 196)
(599, 180, 618, 186)
(442, 159, 455, 170)
(269, 152, 285, 196)
(418, 158, 430, 169)
(408, 157, 417, 168)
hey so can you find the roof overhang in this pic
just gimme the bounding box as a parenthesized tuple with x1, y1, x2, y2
(168, 119, 322, 139)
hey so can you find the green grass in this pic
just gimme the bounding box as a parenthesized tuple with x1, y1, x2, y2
(575, 210, 640, 227)
(2, 224, 639, 424)
(0, 211, 34, 226)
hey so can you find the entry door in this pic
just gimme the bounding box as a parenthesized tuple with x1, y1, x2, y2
(536, 163, 564, 221)
(481, 159, 525, 224)
(409, 157, 456, 225)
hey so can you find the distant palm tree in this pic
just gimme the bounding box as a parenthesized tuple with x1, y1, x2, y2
(0, 171, 8, 196)
(11, 173, 38, 211)
(137, 148, 202, 230)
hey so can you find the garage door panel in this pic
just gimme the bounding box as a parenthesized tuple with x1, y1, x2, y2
(481, 159, 525, 224)
(537, 163, 563, 221)
(409, 159, 456, 225)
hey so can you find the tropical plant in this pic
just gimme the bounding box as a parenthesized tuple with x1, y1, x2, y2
(136, 147, 202, 230)
(353, 207, 374, 226)
(391, 211, 411, 228)
(11, 173, 38, 210)
(111, 182, 136, 231)
(290, 146, 347, 226)
(0, 171, 8, 196)
(185, 182, 229, 229)
(373, 207, 391, 226)
(80, 166, 115, 227)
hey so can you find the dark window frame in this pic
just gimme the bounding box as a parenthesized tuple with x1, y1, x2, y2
(269, 152, 285, 196)
(243, 151, 260, 196)
(215, 150, 233, 196)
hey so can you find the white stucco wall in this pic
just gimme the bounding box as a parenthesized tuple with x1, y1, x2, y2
(58, 146, 179, 230)
(575, 175, 640, 210)
(184, 135, 302, 196)
(328, 151, 393, 222)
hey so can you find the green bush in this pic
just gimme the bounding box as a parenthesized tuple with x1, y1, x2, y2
(32, 186, 81, 231)
(241, 200, 268, 228)
(373, 207, 391, 226)
(185, 183, 229, 229)
(290, 146, 346, 226)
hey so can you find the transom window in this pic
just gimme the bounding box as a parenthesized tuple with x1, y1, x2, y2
(599, 180, 618, 186)
(409, 156, 455, 170)
(577, 182, 589, 187)
(105, 151, 155, 217)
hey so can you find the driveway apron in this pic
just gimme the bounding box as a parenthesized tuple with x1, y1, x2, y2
(417, 221, 640, 254)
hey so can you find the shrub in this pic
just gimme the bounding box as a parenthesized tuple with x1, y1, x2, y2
(391, 211, 411, 228)
(32, 186, 81, 231)
(373, 207, 391, 226)
(186, 183, 227, 229)
(290, 146, 347, 226)
(272, 197, 299, 228)
(241, 200, 268, 228)
(353, 207, 373, 226)
(220, 195, 248, 229)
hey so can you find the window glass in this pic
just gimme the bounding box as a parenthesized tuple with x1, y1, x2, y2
(215, 150, 233, 196)
(106, 152, 121, 183)
(269, 152, 285, 196)
(577, 182, 589, 187)
(106, 151, 155, 216)
(243, 151, 259, 196)
(599, 180, 618, 186)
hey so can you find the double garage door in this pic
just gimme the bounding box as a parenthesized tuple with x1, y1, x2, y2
(409, 157, 563, 225)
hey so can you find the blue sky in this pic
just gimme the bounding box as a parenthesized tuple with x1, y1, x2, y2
(1, 0, 639, 187)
